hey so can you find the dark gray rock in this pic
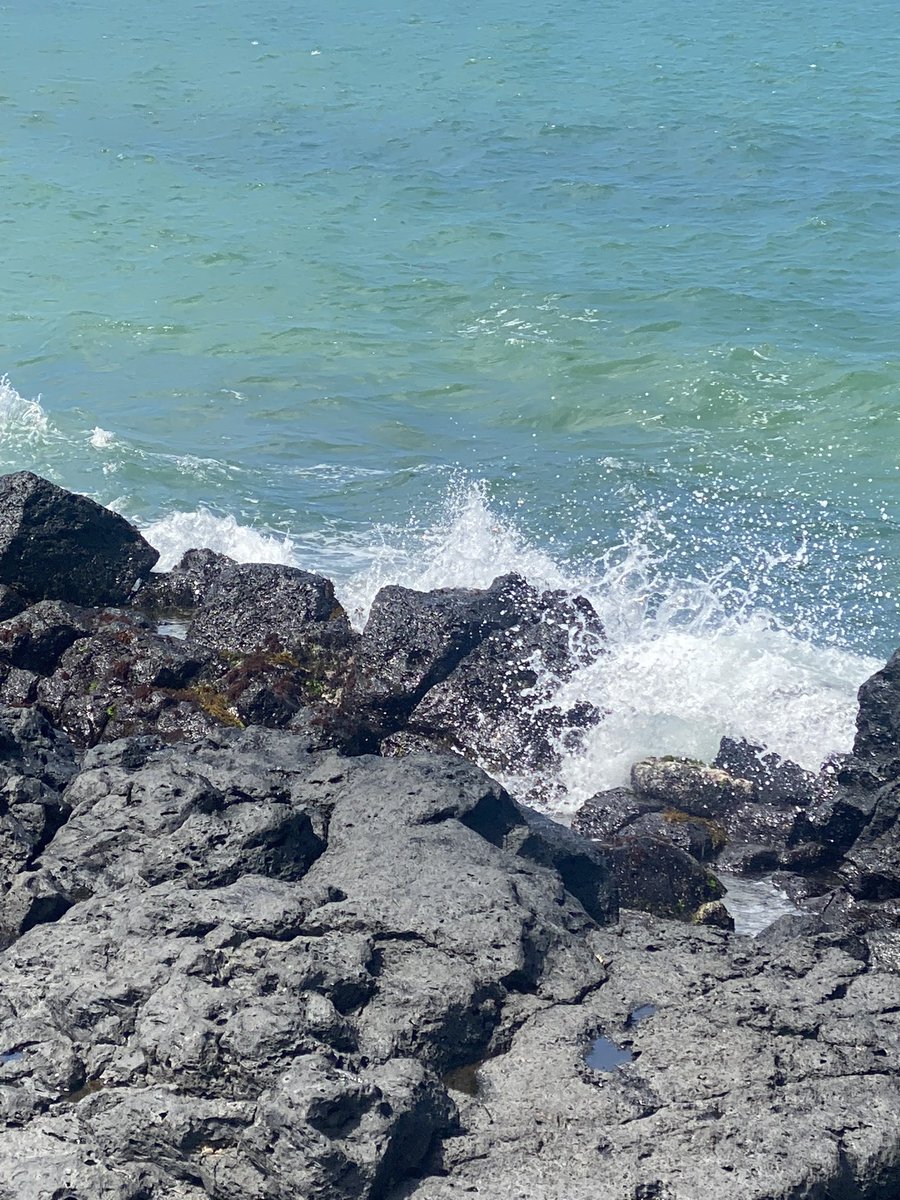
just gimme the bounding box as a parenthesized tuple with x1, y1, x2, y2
(571, 787, 663, 841)
(849, 648, 900, 786)
(393, 912, 900, 1200)
(714, 799, 804, 872)
(394, 588, 604, 782)
(0, 472, 158, 606)
(187, 562, 353, 659)
(0, 600, 95, 675)
(838, 781, 900, 900)
(340, 573, 536, 743)
(601, 834, 724, 920)
(713, 736, 828, 806)
(132, 548, 236, 614)
(788, 789, 876, 863)
(0, 706, 78, 903)
(0, 587, 24, 622)
(620, 809, 723, 862)
(506, 805, 617, 926)
(35, 616, 211, 748)
(0, 737, 623, 1196)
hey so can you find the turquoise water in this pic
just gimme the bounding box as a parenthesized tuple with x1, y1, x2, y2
(1, 0, 898, 797)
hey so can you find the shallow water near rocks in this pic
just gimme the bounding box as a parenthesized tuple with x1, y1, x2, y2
(718, 872, 801, 936)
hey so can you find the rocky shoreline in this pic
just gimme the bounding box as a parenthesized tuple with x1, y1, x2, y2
(0, 471, 895, 1199)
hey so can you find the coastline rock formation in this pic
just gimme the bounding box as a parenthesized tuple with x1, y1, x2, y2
(0, 473, 895, 1199)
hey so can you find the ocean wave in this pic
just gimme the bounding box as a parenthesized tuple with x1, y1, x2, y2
(0, 377, 51, 447)
(141, 510, 299, 571)
(137, 480, 877, 808)
(339, 481, 878, 807)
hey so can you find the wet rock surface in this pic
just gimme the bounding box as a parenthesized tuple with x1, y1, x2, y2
(0, 471, 158, 606)
(394, 914, 900, 1200)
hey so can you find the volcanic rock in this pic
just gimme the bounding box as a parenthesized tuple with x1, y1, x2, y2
(0, 472, 158, 606)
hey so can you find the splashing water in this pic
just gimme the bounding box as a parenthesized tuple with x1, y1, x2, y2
(0, 377, 50, 448)
(132, 477, 877, 811)
(142, 510, 298, 571)
(339, 482, 878, 809)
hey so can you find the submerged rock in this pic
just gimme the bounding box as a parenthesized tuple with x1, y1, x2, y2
(0, 471, 158, 606)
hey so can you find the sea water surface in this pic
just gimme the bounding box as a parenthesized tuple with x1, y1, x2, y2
(1, 0, 897, 808)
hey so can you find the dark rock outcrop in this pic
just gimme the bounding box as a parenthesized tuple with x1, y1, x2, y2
(187, 562, 353, 659)
(341, 573, 537, 742)
(0, 472, 158, 606)
(848, 649, 900, 787)
(132, 547, 236, 615)
(602, 834, 724, 919)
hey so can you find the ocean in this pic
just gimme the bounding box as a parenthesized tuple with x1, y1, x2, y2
(2, 0, 897, 810)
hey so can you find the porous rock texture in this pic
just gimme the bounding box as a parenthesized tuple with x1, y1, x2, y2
(0, 728, 894, 1200)
(0, 476, 895, 1198)
(0, 472, 158, 606)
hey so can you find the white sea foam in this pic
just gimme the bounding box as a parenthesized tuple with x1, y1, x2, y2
(0, 376, 50, 443)
(89, 426, 115, 449)
(141, 510, 299, 571)
(138, 481, 877, 812)
(340, 481, 878, 809)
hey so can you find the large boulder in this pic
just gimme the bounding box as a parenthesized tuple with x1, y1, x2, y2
(601, 834, 724, 920)
(844, 649, 900, 788)
(630, 757, 755, 819)
(0, 472, 158, 606)
(388, 589, 604, 785)
(187, 561, 351, 655)
(132, 547, 236, 615)
(340, 574, 536, 742)
(0, 735, 620, 1196)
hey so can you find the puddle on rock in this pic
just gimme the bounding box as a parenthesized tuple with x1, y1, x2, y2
(0, 1051, 23, 1065)
(585, 1036, 633, 1071)
(64, 1077, 104, 1104)
(157, 619, 189, 640)
(442, 1061, 484, 1097)
(626, 1003, 657, 1027)
(587, 1003, 656, 1071)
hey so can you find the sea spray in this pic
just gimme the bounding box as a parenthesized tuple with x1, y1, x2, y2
(135, 478, 878, 810)
(0, 377, 50, 450)
(340, 481, 877, 807)
(142, 510, 298, 571)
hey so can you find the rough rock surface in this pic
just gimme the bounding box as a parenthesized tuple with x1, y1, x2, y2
(132, 548, 237, 615)
(0, 736, 620, 1198)
(0, 731, 892, 1200)
(187, 562, 354, 658)
(342, 574, 546, 742)
(394, 913, 900, 1200)
(0, 477, 894, 1199)
(631, 756, 756, 818)
(848, 649, 900, 787)
(0, 472, 158, 606)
